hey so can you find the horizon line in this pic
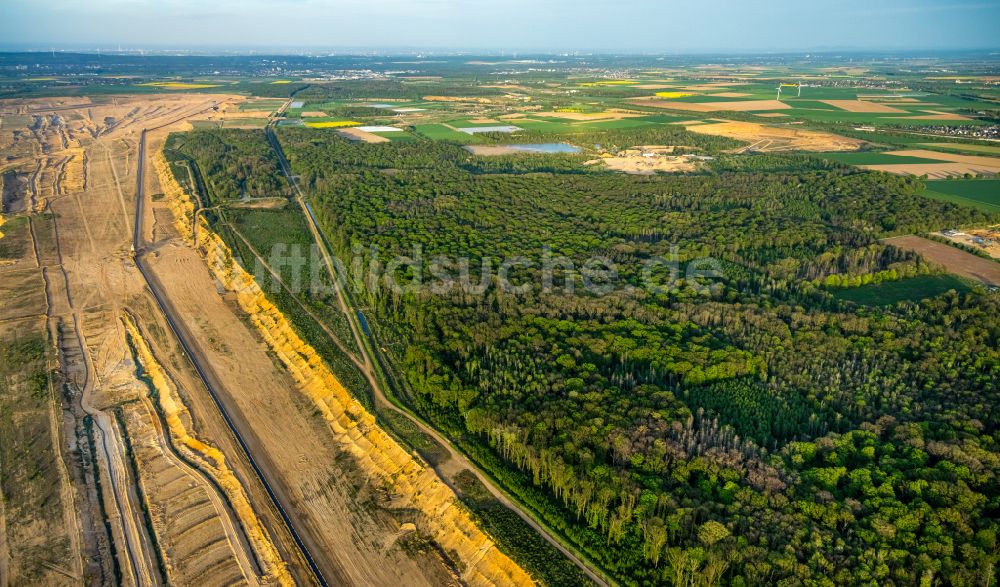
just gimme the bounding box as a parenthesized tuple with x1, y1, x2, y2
(3, 45, 1000, 57)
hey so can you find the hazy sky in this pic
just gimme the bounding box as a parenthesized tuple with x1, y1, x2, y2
(3, 0, 999, 52)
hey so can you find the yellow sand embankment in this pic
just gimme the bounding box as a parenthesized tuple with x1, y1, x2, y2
(62, 148, 86, 192)
(122, 313, 294, 586)
(155, 146, 534, 586)
(153, 152, 196, 243)
(200, 228, 533, 586)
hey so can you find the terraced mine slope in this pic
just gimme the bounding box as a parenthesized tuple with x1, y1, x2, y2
(0, 95, 312, 587)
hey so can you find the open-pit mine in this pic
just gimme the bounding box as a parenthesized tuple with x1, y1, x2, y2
(0, 93, 533, 587)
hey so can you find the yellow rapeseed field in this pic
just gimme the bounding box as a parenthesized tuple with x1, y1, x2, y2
(655, 91, 696, 99)
(304, 120, 362, 128)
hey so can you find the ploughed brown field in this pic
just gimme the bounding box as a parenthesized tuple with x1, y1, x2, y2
(860, 149, 1000, 178)
(630, 98, 791, 112)
(882, 235, 1000, 286)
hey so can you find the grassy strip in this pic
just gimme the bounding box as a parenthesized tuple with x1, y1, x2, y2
(920, 179, 1000, 213)
(455, 470, 595, 587)
(832, 274, 973, 306)
(921, 189, 1000, 213)
(451, 435, 622, 585)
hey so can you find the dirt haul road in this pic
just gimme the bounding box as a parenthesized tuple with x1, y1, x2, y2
(1, 95, 309, 586)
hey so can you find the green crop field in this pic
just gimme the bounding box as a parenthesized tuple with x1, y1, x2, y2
(189, 119, 223, 129)
(782, 107, 988, 126)
(223, 118, 268, 128)
(921, 179, 1000, 211)
(506, 119, 578, 133)
(819, 152, 948, 165)
(504, 114, 685, 134)
(413, 124, 477, 142)
(574, 117, 661, 130)
(859, 132, 942, 147)
(911, 94, 997, 110)
(637, 114, 693, 123)
(782, 99, 842, 111)
(919, 143, 1000, 155)
(833, 274, 973, 306)
(670, 94, 749, 103)
(295, 117, 360, 124)
(447, 118, 515, 128)
(524, 115, 588, 124)
(374, 130, 417, 142)
(792, 87, 901, 100)
(239, 100, 286, 111)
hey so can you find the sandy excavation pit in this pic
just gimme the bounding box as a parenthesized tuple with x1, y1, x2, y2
(685, 120, 865, 152)
(0, 94, 315, 587)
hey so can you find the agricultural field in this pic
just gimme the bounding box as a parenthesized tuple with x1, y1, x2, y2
(303, 119, 361, 128)
(883, 235, 1000, 286)
(632, 98, 791, 112)
(413, 123, 478, 142)
(190, 117, 269, 129)
(816, 148, 1000, 178)
(921, 179, 1000, 211)
(609, 81, 996, 127)
(858, 149, 1000, 178)
(917, 142, 1000, 155)
(238, 99, 287, 111)
(819, 151, 948, 165)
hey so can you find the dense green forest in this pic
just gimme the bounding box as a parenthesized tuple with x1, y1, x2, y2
(271, 126, 1000, 586)
(292, 79, 501, 101)
(177, 123, 1000, 585)
(472, 125, 746, 152)
(164, 129, 289, 203)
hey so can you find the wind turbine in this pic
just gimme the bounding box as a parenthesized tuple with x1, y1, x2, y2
(777, 82, 801, 100)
